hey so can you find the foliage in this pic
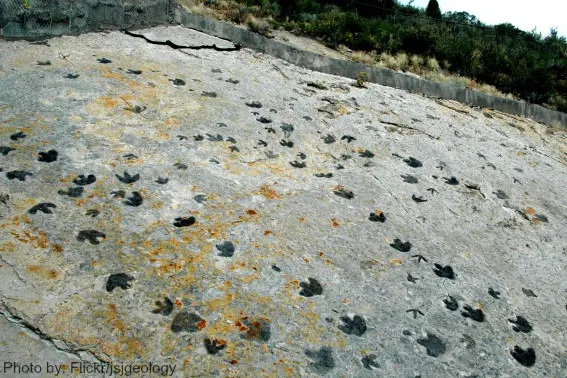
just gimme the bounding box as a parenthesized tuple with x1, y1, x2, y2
(184, 0, 567, 112)
(276, 0, 567, 111)
(425, 0, 441, 20)
(355, 71, 368, 87)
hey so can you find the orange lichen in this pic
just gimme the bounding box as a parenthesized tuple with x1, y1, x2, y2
(99, 96, 118, 109)
(258, 185, 281, 200)
(331, 218, 340, 227)
(196, 320, 207, 330)
(51, 243, 63, 254)
(525, 207, 536, 215)
(26, 265, 60, 279)
(10, 230, 49, 249)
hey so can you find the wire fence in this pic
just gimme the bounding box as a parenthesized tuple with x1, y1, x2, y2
(0, 0, 174, 39)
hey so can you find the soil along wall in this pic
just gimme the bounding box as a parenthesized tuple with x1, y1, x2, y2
(175, 10, 567, 127)
(0, 0, 173, 39)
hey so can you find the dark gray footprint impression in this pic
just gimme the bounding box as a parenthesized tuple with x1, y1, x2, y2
(216, 241, 235, 257)
(461, 305, 484, 322)
(152, 297, 174, 316)
(305, 347, 335, 374)
(37, 150, 59, 163)
(204, 338, 226, 355)
(359, 150, 374, 158)
(390, 239, 411, 252)
(173, 217, 196, 227)
(412, 194, 427, 203)
(522, 288, 537, 297)
(115, 171, 139, 184)
(333, 186, 354, 199)
(10, 131, 26, 141)
(322, 134, 336, 144)
(417, 333, 446, 357)
(369, 211, 386, 222)
(433, 264, 455, 279)
(58, 187, 83, 198)
(509, 316, 532, 333)
(299, 278, 323, 297)
(156, 177, 169, 184)
(510, 346, 536, 367)
(73, 174, 96, 186)
(28, 203, 56, 214)
(86, 209, 99, 217)
(106, 273, 134, 292)
(111, 190, 125, 199)
(493, 190, 509, 199)
(444, 176, 459, 185)
(290, 161, 306, 168)
(361, 354, 380, 370)
(401, 175, 418, 184)
(169, 78, 185, 86)
(404, 157, 422, 168)
(77, 230, 106, 245)
(124, 192, 143, 207)
(7, 171, 32, 181)
(0, 146, 15, 155)
(444, 296, 459, 311)
(338, 315, 367, 336)
(171, 312, 205, 333)
(488, 287, 501, 299)
(239, 318, 271, 342)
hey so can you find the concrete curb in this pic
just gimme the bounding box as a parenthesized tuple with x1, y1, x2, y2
(174, 10, 567, 127)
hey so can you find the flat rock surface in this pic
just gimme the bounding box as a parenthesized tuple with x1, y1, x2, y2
(1, 26, 566, 377)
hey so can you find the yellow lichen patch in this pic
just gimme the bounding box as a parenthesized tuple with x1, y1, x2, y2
(204, 293, 236, 312)
(75, 199, 89, 207)
(104, 303, 126, 333)
(0, 242, 16, 253)
(100, 336, 145, 359)
(124, 157, 144, 165)
(390, 258, 404, 266)
(162, 118, 180, 128)
(240, 274, 259, 283)
(59, 173, 76, 183)
(156, 130, 170, 140)
(10, 229, 49, 249)
(99, 96, 119, 109)
(26, 265, 60, 280)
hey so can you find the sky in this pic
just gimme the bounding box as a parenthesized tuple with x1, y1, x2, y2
(400, 0, 566, 37)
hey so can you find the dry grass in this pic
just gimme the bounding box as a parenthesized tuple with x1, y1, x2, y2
(339, 48, 514, 99)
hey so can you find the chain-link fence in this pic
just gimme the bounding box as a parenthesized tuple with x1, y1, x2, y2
(0, 0, 174, 39)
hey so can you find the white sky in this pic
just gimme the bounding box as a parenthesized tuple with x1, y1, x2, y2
(400, 0, 566, 37)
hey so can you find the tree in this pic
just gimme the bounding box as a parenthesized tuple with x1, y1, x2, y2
(426, 0, 442, 19)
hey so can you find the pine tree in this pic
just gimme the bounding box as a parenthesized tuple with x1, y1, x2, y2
(426, 0, 442, 19)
